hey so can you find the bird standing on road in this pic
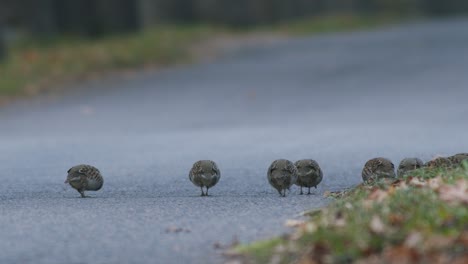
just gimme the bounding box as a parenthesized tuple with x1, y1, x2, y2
(189, 160, 221, 196)
(397, 158, 424, 177)
(267, 159, 298, 197)
(65, 164, 104, 198)
(294, 159, 323, 195)
(362, 157, 396, 182)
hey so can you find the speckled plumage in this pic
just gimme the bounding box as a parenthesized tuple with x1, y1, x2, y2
(448, 153, 468, 167)
(267, 159, 298, 197)
(189, 160, 221, 196)
(294, 159, 323, 195)
(65, 164, 104, 198)
(425, 157, 452, 169)
(397, 158, 424, 177)
(362, 157, 395, 182)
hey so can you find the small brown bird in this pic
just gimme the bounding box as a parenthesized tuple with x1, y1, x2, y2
(189, 160, 221, 196)
(448, 153, 468, 167)
(294, 159, 323, 195)
(267, 159, 298, 197)
(362, 157, 396, 182)
(397, 158, 424, 177)
(425, 157, 452, 169)
(65, 164, 104, 198)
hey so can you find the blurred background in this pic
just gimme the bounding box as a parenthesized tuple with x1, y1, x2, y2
(1, 0, 468, 36)
(0, 0, 467, 100)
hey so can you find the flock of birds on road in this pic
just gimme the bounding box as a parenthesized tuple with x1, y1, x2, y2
(65, 153, 468, 198)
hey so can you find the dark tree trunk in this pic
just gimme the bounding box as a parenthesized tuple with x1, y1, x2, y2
(27, 0, 58, 35)
(0, 23, 5, 62)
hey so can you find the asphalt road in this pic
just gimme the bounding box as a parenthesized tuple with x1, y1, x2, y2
(1, 18, 468, 264)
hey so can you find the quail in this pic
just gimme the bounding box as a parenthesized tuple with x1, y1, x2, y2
(362, 157, 396, 183)
(294, 159, 323, 195)
(425, 157, 452, 169)
(189, 160, 221, 196)
(397, 158, 424, 177)
(267, 159, 298, 197)
(65, 164, 104, 198)
(448, 153, 468, 167)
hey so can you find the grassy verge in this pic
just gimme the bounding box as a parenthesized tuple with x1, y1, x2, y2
(232, 163, 468, 263)
(0, 25, 222, 101)
(0, 14, 407, 102)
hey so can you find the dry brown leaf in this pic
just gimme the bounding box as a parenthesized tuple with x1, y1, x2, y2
(369, 216, 385, 234)
(284, 219, 306, 228)
(388, 213, 405, 226)
(408, 177, 427, 187)
(438, 180, 468, 204)
(303, 222, 318, 233)
(382, 246, 420, 264)
(423, 235, 455, 250)
(404, 232, 423, 248)
(456, 231, 468, 247)
(427, 177, 443, 190)
(368, 189, 389, 202)
(452, 256, 468, 264)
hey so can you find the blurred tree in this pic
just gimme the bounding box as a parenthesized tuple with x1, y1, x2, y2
(27, 0, 58, 35)
(424, 0, 468, 15)
(54, 0, 139, 37)
(2, 0, 468, 38)
(0, 23, 5, 62)
(0, 4, 7, 62)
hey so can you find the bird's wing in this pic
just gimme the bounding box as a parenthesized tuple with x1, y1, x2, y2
(268, 160, 278, 175)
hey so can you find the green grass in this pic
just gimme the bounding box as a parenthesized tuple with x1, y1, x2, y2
(0, 24, 222, 99)
(234, 163, 468, 263)
(0, 14, 408, 101)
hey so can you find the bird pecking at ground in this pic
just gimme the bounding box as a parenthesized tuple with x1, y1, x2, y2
(65, 164, 104, 198)
(294, 159, 323, 195)
(397, 157, 424, 177)
(189, 160, 221, 196)
(362, 157, 396, 183)
(267, 159, 298, 197)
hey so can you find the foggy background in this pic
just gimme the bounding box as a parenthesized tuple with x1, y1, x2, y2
(1, 0, 468, 37)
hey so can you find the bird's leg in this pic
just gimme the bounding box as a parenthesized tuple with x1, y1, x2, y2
(79, 190, 86, 198)
(205, 187, 209, 196)
(200, 187, 205, 196)
(300, 187, 303, 195)
(277, 189, 283, 196)
(307, 187, 311, 195)
(282, 189, 286, 197)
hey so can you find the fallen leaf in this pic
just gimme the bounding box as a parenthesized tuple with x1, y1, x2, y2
(165, 226, 191, 233)
(408, 177, 427, 187)
(369, 216, 385, 234)
(427, 177, 443, 190)
(404, 232, 423, 248)
(285, 219, 305, 228)
(382, 246, 420, 264)
(368, 189, 388, 202)
(456, 231, 468, 247)
(438, 180, 468, 204)
(423, 235, 455, 250)
(388, 213, 405, 226)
